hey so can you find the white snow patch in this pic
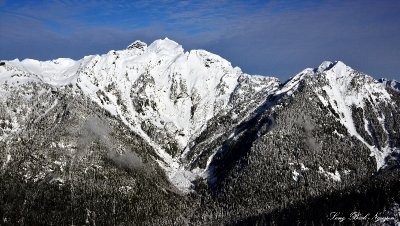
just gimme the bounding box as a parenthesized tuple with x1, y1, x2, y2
(343, 169, 351, 175)
(364, 118, 372, 137)
(2, 154, 12, 168)
(292, 170, 300, 181)
(333, 130, 344, 138)
(6, 154, 11, 163)
(51, 177, 65, 184)
(119, 186, 133, 194)
(300, 163, 309, 171)
(318, 166, 341, 182)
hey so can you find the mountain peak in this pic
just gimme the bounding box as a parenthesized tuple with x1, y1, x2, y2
(317, 61, 348, 73)
(315, 60, 351, 78)
(127, 40, 147, 50)
(148, 38, 184, 54)
(317, 61, 335, 72)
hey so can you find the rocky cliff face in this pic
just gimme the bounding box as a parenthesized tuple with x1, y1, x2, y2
(0, 39, 399, 225)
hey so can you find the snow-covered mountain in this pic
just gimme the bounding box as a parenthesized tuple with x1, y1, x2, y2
(1, 38, 280, 191)
(0, 38, 399, 225)
(379, 78, 400, 91)
(298, 61, 396, 169)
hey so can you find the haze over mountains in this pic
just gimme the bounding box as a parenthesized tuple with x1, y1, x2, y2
(0, 39, 399, 225)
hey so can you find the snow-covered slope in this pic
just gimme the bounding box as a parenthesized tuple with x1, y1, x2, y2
(280, 61, 398, 170)
(77, 38, 251, 149)
(313, 62, 395, 169)
(1, 58, 79, 86)
(0, 38, 280, 191)
(73, 39, 281, 191)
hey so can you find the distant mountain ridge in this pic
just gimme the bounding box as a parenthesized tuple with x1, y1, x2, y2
(379, 78, 400, 91)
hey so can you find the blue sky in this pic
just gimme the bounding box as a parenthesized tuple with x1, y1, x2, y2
(0, 0, 399, 81)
